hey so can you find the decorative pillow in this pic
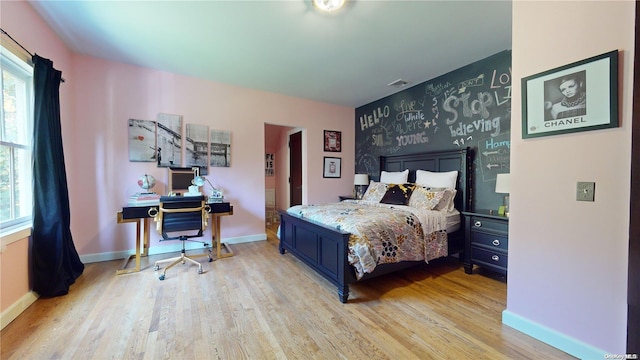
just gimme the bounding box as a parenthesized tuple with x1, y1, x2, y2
(431, 187, 458, 212)
(380, 183, 415, 205)
(408, 186, 446, 211)
(415, 170, 458, 189)
(361, 181, 388, 202)
(380, 169, 409, 184)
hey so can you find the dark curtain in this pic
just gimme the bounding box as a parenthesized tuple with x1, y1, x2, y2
(31, 54, 84, 298)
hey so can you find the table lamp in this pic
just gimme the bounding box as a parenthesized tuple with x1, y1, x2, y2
(193, 176, 224, 202)
(495, 173, 510, 217)
(354, 174, 369, 199)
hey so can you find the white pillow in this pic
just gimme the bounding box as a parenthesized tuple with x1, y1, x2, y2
(415, 170, 458, 189)
(380, 169, 409, 184)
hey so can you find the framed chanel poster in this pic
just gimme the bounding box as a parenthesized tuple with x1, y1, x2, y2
(522, 50, 618, 139)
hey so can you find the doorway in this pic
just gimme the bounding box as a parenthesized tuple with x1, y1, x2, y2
(263, 124, 303, 227)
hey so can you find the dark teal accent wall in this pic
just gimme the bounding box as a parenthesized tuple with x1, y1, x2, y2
(355, 50, 511, 211)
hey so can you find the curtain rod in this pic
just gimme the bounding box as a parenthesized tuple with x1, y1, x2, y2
(1, 27, 65, 83)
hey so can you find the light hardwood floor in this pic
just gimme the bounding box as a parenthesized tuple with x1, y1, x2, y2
(1, 225, 575, 359)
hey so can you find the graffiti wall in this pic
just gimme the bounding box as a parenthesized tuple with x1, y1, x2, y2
(355, 50, 511, 210)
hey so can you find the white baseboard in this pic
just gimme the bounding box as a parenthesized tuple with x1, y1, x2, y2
(80, 233, 266, 264)
(1, 291, 38, 330)
(502, 309, 607, 359)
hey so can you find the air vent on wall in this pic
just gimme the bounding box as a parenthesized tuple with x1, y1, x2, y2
(387, 79, 411, 88)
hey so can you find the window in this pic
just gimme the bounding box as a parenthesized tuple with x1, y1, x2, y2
(0, 46, 33, 230)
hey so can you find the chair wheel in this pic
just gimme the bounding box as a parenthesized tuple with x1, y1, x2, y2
(154, 265, 159, 271)
(159, 275, 165, 280)
(198, 269, 203, 274)
(208, 258, 213, 262)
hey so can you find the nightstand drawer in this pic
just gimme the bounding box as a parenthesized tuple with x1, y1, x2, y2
(470, 216, 508, 233)
(471, 247, 508, 269)
(471, 232, 508, 251)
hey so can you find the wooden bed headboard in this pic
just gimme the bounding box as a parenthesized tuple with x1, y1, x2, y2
(379, 148, 473, 212)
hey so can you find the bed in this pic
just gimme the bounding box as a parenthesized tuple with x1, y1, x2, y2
(278, 148, 473, 303)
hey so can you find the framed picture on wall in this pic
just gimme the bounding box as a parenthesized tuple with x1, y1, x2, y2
(323, 157, 341, 178)
(521, 50, 618, 139)
(128, 118, 156, 162)
(324, 130, 341, 152)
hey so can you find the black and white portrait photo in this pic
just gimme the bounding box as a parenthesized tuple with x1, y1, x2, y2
(544, 70, 586, 121)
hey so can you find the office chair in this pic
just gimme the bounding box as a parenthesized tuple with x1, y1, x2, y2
(150, 196, 212, 280)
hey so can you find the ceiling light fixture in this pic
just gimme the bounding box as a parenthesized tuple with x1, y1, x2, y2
(313, 0, 346, 12)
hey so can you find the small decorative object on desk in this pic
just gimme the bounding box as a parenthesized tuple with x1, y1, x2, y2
(184, 184, 201, 196)
(128, 192, 160, 205)
(208, 189, 224, 203)
(129, 174, 160, 205)
(137, 174, 156, 192)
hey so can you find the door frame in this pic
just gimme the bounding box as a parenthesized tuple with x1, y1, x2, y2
(627, 1, 639, 352)
(286, 127, 306, 207)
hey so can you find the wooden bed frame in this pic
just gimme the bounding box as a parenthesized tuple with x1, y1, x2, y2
(278, 148, 473, 303)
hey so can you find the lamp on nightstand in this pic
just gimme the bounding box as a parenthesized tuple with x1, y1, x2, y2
(495, 173, 510, 217)
(354, 174, 369, 199)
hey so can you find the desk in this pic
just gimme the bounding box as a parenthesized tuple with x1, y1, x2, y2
(116, 201, 233, 275)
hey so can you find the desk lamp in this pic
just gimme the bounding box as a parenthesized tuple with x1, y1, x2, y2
(354, 174, 369, 199)
(193, 176, 224, 203)
(495, 173, 510, 217)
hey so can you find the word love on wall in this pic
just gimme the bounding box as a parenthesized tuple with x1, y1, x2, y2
(355, 50, 512, 210)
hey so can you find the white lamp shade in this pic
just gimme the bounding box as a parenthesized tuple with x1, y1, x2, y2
(354, 174, 369, 186)
(495, 173, 510, 194)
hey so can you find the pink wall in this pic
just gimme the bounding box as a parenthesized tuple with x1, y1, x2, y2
(67, 55, 353, 255)
(0, 238, 29, 313)
(1, 0, 353, 311)
(508, 1, 634, 356)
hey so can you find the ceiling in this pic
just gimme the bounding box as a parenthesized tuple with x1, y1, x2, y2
(29, 0, 512, 108)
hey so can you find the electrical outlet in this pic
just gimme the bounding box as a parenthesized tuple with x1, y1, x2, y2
(576, 181, 595, 202)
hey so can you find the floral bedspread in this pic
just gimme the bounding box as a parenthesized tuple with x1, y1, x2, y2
(286, 201, 449, 279)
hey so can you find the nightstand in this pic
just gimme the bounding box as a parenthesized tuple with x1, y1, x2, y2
(338, 195, 356, 201)
(462, 210, 508, 275)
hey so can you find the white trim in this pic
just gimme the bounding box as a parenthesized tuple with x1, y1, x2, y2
(80, 233, 266, 264)
(1, 291, 38, 330)
(502, 309, 607, 359)
(225, 233, 266, 244)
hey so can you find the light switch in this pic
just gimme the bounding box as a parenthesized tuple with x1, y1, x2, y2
(576, 181, 595, 202)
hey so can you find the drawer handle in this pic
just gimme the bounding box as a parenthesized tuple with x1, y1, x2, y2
(492, 239, 500, 246)
(474, 221, 482, 227)
(491, 255, 500, 262)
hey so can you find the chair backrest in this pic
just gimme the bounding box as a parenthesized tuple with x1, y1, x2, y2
(157, 196, 207, 240)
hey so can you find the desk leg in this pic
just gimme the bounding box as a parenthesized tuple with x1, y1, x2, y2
(116, 213, 149, 275)
(213, 213, 233, 259)
(142, 218, 150, 257)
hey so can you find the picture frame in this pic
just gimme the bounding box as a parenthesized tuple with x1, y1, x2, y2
(323, 157, 341, 178)
(521, 50, 618, 139)
(323, 130, 341, 152)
